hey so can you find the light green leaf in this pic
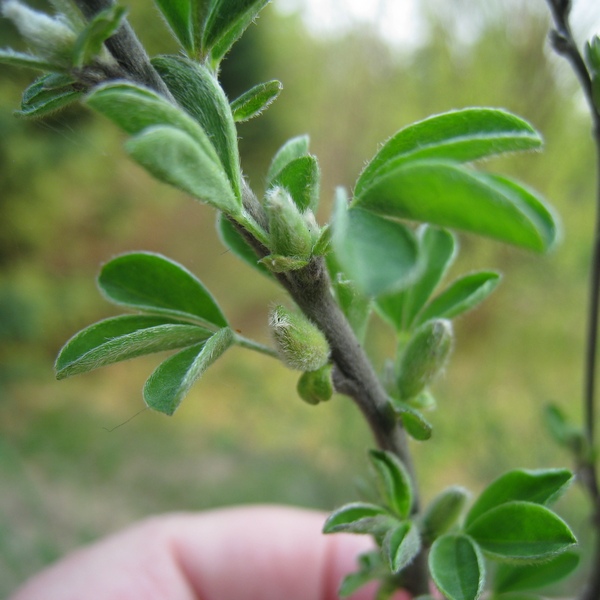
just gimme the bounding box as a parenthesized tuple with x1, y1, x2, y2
(466, 501, 576, 561)
(376, 226, 457, 332)
(0, 49, 59, 71)
(339, 551, 385, 598)
(231, 80, 282, 122)
(72, 5, 127, 68)
(17, 73, 82, 118)
(332, 189, 420, 297)
(203, 0, 271, 64)
(143, 327, 235, 415)
(355, 108, 542, 198)
(429, 534, 485, 600)
(125, 125, 239, 214)
(415, 271, 501, 326)
(368, 449, 413, 519)
(152, 55, 241, 198)
(86, 81, 220, 164)
(353, 160, 558, 253)
(323, 502, 392, 535)
(98, 252, 228, 328)
(267, 135, 310, 185)
(389, 398, 433, 441)
(421, 486, 470, 543)
(494, 551, 580, 594)
(543, 404, 588, 458)
(382, 521, 421, 573)
(153, 0, 194, 54)
(55, 315, 212, 379)
(465, 468, 574, 528)
(269, 155, 320, 213)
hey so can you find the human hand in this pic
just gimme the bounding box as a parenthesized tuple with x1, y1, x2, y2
(10, 505, 411, 600)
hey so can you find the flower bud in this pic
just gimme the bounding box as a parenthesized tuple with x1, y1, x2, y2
(264, 187, 313, 259)
(421, 486, 469, 543)
(297, 364, 333, 405)
(396, 319, 453, 400)
(269, 305, 330, 371)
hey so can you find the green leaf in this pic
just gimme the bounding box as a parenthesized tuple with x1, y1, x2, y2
(231, 80, 282, 122)
(339, 551, 385, 598)
(203, 0, 271, 65)
(382, 521, 421, 573)
(17, 74, 82, 118)
(269, 155, 320, 213)
(0, 49, 59, 72)
(267, 135, 310, 185)
(86, 81, 221, 164)
(429, 534, 485, 600)
(125, 125, 239, 214)
(322, 502, 393, 535)
(98, 252, 228, 328)
(368, 449, 413, 519)
(143, 327, 235, 415)
(217, 214, 273, 277)
(355, 108, 542, 198)
(154, 0, 194, 54)
(421, 486, 470, 543)
(55, 315, 212, 379)
(389, 398, 433, 441)
(353, 160, 558, 253)
(543, 404, 589, 458)
(376, 226, 457, 332)
(332, 190, 420, 297)
(415, 271, 501, 326)
(494, 551, 580, 594)
(465, 468, 574, 528)
(466, 501, 576, 561)
(152, 55, 241, 198)
(72, 5, 127, 68)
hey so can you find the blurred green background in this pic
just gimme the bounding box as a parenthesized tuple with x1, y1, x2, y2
(1, 0, 599, 595)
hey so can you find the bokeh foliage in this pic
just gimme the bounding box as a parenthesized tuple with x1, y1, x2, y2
(0, 0, 596, 594)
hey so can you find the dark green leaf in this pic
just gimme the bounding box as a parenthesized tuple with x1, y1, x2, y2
(72, 5, 127, 68)
(466, 501, 576, 561)
(465, 468, 574, 528)
(389, 398, 433, 441)
(494, 551, 580, 593)
(55, 315, 211, 379)
(322, 502, 392, 534)
(415, 271, 501, 326)
(269, 155, 320, 213)
(143, 328, 234, 415)
(376, 226, 457, 332)
(369, 449, 413, 519)
(152, 55, 241, 198)
(231, 80, 282, 122)
(267, 135, 310, 185)
(86, 81, 220, 163)
(98, 252, 228, 328)
(17, 74, 82, 118)
(0, 49, 59, 71)
(203, 0, 271, 64)
(355, 108, 542, 198)
(421, 486, 470, 543)
(429, 534, 485, 600)
(353, 160, 558, 253)
(382, 521, 421, 573)
(217, 213, 272, 277)
(154, 0, 194, 54)
(332, 190, 420, 297)
(125, 125, 239, 214)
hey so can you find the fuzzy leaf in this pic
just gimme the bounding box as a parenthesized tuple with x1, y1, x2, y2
(143, 327, 234, 415)
(55, 315, 212, 379)
(125, 125, 239, 214)
(415, 271, 501, 326)
(429, 534, 485, 600)
(231, 80, 282, 122)
(369, 449, 413, 519)
(0, 49, 59, 71)
(493, 551, 579, 593)
(355, 108, 542, 198)
(323, 502, 392, 535)
(267, 135, 310, 185)
(376, 226, 457, 332)
(465, 468, 574, 528)
(332, 189, 420, 297)
(269, 155, 320, 213)
(382, 521, 421, 573)
(98, 252, 228, 328)
(421, 486, 470, 543)
(152, 55, 241, 197)
(338, 551, 384, 598)
(389, 398, 433, 441)
(154, 0, 194, 53)
(72, 5, 127, 68)
(466, 501, 576, 561)
(353, 160, 558, 253)
(17, 74, 82, 118)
